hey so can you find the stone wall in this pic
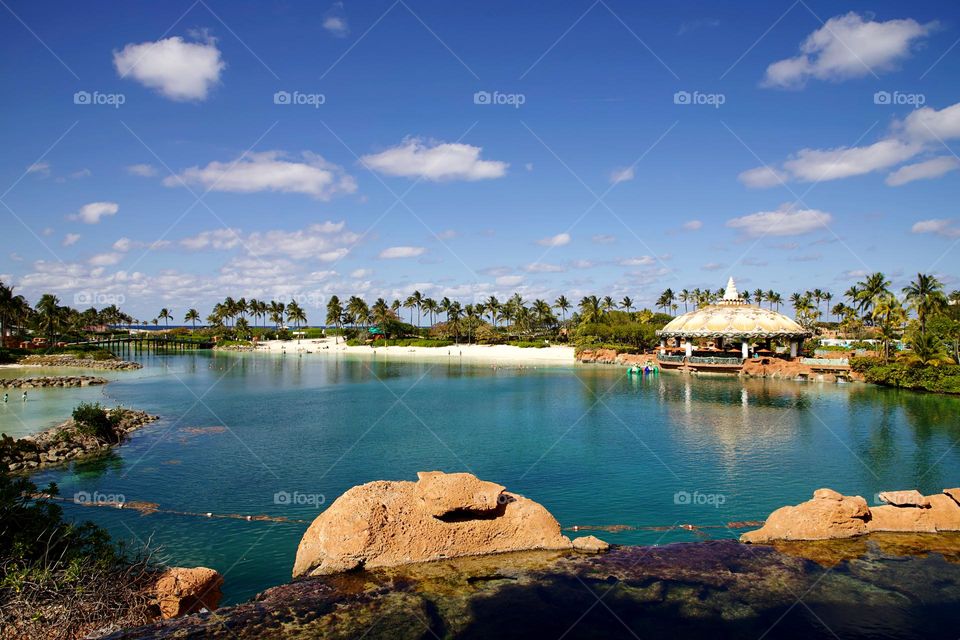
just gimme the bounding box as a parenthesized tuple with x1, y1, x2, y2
(18, 354, 142, 370)
(0, 375, 107, 389)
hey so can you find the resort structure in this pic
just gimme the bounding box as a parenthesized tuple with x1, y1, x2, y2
(656, 278, 812, 372)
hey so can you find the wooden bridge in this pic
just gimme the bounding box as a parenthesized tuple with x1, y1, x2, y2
(76, 334, 215, 354)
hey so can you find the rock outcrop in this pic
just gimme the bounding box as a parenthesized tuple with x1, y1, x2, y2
(0, 375, 107, 388)
(154, 567, 224, 619)
(1, 408, 157, 473)
(18, 353, 142, 370)
(293, 471, 573, 577)
(742, 488, 960, 543)
(572, 535, 610, 553)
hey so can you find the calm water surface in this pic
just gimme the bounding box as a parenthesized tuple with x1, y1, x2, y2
(12, 352, 960, 604)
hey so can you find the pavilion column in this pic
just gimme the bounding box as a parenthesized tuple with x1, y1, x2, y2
(790, 340, 798, 358)
(741, 340, 749, 360)
(684, 340, 692, 358)
(659, 339, 666, 355)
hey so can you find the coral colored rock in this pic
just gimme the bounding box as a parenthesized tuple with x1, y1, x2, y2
(293, 472, 572, 577)
(572, 535, 610, 553)
(944, 488, 960, 506)
(155, 567, 223, 619)
(868, 494, 960, 533)
(878, 490, 930, 507)
(740, 488, 869, 543)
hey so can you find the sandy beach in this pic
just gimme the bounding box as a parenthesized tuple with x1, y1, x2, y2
(252, 337, 576, 365)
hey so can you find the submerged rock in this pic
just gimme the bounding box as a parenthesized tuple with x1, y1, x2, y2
(106, 535, 960, 639)
(292, 471, 572, 577)
(742, 487, 960, 543)
(572, 535, 610, 553)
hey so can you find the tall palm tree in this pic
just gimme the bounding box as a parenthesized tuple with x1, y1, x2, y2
(620, 296, 633, 313)
(326, 295, 343, 342)
(554, 295, 570, 324)
(872, 293, 906, 362)
(485, 296, 500, 328)
(35, 294, 63, 342)
(753, 289, 765, 308)
(532, 299, 555, 331)
(854, 272, 891, 322)
(601, 296, 616, 314)
(679, 289, 690, 313)
(822, 292, 833, 319)
(158, 308, 172, 327)
(286, 301, 307, 329)
(410, 290, 424, 326)
(184, 308, 200, 328)
(423, 298, 439, 327)
(902, 272, 947, 336)
(578, 295, 602, 324)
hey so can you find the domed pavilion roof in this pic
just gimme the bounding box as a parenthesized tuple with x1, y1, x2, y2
(657, 278, 811, 340)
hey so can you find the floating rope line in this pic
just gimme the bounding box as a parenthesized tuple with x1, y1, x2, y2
(31, 492, 763, 532)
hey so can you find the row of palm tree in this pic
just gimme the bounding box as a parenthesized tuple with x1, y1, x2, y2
(656, 287, 789, 314)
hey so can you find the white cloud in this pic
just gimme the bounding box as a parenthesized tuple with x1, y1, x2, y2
(738, 166, 787, 188)
(571, 259, 595, 269)
(436, 229, 458, 240)
(911, 218, 960, 238)
(379, 246, 426, 259)
(783, 138, 921, 182)
(610, 166, 634, 184)
(71, 201, 119, 224)
(113, 35, 225, 101)
(69, 168, 92, 179)
(886, 156, 960, 186)
(323, 16, 348, 36)
(246, 223, 358, 260)
(89, 252, 122, 266)
(361, 138, 508, 181)
(525, 262, 566, 273)
(180, 228, 243, 251)
(619, 256, 656, 266)
(902, 102, 960, 141)
(26, 161, 50, 176)
(763, 13, 933, 89)
(682, 220, 702, 231)
(127, 163, 158, 177)
(592, 234, 616, 244)
(350, 268, 372, 278)
(165, 151, 357, 200)
(536, 233, 570, 247)
(701, 262, 725, 271)
(113, 237, 132, 252)
(495, 275, 523, 287)
(726, 206, 832, 237)
(525, 163, 534, 171)
(62, 233, 81, 247)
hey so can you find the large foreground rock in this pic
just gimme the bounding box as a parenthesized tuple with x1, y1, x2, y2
(293, 471, 572, 577)
(742, 487, 960, 543)
(155, 567, 223, 619)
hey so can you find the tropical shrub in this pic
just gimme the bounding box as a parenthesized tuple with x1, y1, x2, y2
(71, 403, 122, 443)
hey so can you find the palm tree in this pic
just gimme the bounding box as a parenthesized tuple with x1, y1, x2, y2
(423, 298, 439, 327)
(872, 293, 906, 362)
(822, 292, 833, 319)
(158, 308, 172, 327)
(902, 273, 947, 336)
(752, 289, 764, 308)
(578, 296, 602, 324)
(286, 301, 307, 329)
(854, 272, 891, 322)
(620, 296, 633, 313)
(35, 294, 64, 342)
(679, 289, 690, 313)
(326, 295, 343, 342)
(184, 308, 200, 328)
(532, 299, 555, 332)
(554, 295, 570, 324)
(234, 317, 251, 339)
(602, 296, 616, 314)
(485, 296, 500, 328)
(409, 290, 424, 326)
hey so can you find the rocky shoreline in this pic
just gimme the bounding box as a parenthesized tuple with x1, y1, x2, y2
(0, 375, 107, 389)
(17, 354, 142, 370)
(0, 408, 157, 473)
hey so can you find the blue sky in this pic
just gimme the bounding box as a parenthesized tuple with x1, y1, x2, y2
(1, 0, 958, 320)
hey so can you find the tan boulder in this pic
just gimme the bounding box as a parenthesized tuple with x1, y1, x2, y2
(155, 567, 223, 619)
(572, 535, 610, 553)
(945, 488, 960, 506)
(293, 472, 572, 577)
(878, 490, 930, 507)
(740, 488, 869, 543)
(868, 494, 960, 533)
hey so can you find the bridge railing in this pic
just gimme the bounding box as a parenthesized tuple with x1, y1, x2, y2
(689, 355, 744, 365)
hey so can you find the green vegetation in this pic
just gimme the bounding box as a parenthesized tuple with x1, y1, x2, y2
(851, 356, 960, 395)
(71, 402, 124, 444)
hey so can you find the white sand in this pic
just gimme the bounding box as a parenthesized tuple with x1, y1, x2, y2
(252, 338, 576, 365)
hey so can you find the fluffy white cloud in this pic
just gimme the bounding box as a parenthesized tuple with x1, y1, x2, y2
(62, 233, 81, 247)
(379, 246, 426, 259)
(246, 222, 358, 261)
(591, 234, 616, 244)
(886, 156, 960, 186)
(127, 164, 158, 177)
(763, 13, 933, 89)
(495, 275, 523, 286)
(618, 256, 656, 266)
(738, 166, 786, 189)
(89, 252, 123, 266)
(609, 166, 634, 184)
(726, 207, 832, 237)
(746, 101, 960, 187)
(27, 162, 50, 176)
(180, 228, 243, 251)
(701, 262, 724, 271)
(165, 151, 357, 200)
(682, 220, 702, 231)
(113, 36, 225, 101)
(361, 138, 508, 181)
(911, 218, 960, 238)
(71, 202, 119, 224)
(350, 268, 372, 278)
(525, 262, 566, 273)
(536, 233, 570, 247)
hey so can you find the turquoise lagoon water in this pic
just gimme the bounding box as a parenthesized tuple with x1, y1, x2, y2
(13, 352, 960, 605)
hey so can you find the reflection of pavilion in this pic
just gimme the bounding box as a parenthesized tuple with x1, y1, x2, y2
(656, 278, 812, 373)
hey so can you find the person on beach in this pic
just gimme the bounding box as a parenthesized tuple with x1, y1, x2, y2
(22, 391, 27, 402)
(3, 393, 7, 403)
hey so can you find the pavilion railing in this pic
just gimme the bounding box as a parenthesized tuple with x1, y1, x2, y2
(657, 354, 685, 363)
(689, 356, 744, 365)
(800, 357, 849, 366)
